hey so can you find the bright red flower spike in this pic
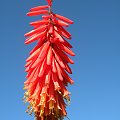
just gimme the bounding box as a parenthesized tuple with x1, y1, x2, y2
(23, 1, 75, 120)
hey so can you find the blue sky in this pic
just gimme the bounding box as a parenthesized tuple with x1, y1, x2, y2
(0, 0, 120, 120)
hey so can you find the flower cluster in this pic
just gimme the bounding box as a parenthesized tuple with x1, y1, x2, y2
(23, 0, 75, 120)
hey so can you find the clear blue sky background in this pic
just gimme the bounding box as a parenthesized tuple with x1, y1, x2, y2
(0, 0, 120, 120)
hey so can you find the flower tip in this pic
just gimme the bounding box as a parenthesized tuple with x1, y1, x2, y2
(26, 13, 30, 16)
(46, 0, 52, 6)
(71, 80, 74, 84)
(71, 21, 74, 24)
(72, 53, 76, 56)
(24, 41, 28, 44)
(24, 34, 27, 37)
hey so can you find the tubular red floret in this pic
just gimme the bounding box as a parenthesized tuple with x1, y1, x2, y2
(30, 5, 49, 11)
(27, 10, 48, 16)
(55, 14, 74, 24)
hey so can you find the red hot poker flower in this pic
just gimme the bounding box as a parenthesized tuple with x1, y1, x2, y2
(23, 1, 74, 120)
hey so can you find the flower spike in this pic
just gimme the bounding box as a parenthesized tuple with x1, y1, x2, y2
(24, 0, 75, 120)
